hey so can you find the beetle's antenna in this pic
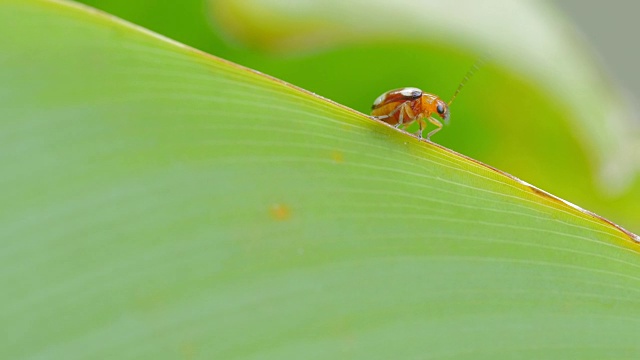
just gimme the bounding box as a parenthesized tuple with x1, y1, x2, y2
(448, 58, 484, 106)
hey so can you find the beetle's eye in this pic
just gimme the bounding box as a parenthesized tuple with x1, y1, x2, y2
(436, 103, 445, 115)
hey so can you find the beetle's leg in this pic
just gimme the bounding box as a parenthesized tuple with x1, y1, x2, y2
(416, 117, 427, 138)
(372, 103, 403, 120)
(396, 106, 405, 128)
(373, 102, 410, 127)
(426, 116, 443, 140)
(398, 102, 416, 128)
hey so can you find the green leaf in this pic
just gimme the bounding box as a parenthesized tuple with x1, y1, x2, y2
(2, 0, 639, 358)
(208, 0, 640, 233)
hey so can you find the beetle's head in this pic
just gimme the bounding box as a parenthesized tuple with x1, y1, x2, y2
(435, 99, 450, 125)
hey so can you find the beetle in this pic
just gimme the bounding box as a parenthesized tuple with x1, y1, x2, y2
(370, 61, 481, 140)
(371, 87, 449, 140)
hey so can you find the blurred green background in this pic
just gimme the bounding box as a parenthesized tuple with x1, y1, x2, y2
(75, 0, 639, 233)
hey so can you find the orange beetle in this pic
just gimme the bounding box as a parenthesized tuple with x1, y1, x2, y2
(371, 61, 481, 140)
(371, 87, 449, 140)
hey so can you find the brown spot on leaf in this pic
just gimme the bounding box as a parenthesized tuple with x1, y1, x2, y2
(526, 184, 563, 204)
(270, 203, 291, 221)
(180, 341, 197, 360)
(331, 150, 345, 163)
